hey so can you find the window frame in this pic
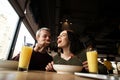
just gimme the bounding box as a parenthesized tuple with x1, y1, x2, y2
(7, 0, 36, 60)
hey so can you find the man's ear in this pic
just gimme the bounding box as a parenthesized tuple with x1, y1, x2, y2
(36, 36, 38, 41)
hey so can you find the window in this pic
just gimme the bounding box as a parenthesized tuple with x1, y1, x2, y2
(0, 1, 35, 60)
(12, 22, 35, 58)
(0, 0, 19, 60)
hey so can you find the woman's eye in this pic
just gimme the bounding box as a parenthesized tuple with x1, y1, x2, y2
(61, 34, 66, 37)
(58, 33, 67, 38)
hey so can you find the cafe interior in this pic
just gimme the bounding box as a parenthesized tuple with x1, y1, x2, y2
(9, 0, 120, 72)
(10, 0, 120, 59)
(0, 0, 120, 79)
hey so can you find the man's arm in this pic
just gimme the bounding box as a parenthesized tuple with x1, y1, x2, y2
(11, 53, 20, 61)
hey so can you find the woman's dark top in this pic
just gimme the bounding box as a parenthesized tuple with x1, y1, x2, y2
(53, 51, 108, 74)
(53, 54, 82, 66)
(11, 50, 53, 71)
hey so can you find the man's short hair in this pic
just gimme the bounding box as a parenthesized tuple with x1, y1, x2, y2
(36, 27, 50, 37)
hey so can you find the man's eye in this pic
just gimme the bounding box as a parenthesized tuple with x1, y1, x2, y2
(43, 35, 47, 38)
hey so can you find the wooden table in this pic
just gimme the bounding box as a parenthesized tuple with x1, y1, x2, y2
(0, 70, 95, 80)
(0, 70, 120, 80)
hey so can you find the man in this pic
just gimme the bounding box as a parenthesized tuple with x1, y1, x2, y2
(12, 27, 53, 70)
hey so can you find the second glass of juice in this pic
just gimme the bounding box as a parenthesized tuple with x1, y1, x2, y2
(87, 50, 98, 73)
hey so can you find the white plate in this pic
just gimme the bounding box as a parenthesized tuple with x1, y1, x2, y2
(74, 72, 120, 80)
(74, 72, 108, 79)
(0, 60, 18, 70)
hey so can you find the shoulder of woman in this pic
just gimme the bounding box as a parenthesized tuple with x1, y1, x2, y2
(76, 50, 87, 62)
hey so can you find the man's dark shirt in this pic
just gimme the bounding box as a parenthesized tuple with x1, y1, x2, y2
(12, 50, 53, 71)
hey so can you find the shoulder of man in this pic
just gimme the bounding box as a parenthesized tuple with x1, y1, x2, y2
(11, 53, 20, 61)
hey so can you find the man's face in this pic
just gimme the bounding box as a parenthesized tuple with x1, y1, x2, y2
(37, 30, 51, 47)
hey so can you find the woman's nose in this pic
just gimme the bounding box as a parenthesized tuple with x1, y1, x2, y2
(57, 35, 60, 39)
(57, 36, 59, 39)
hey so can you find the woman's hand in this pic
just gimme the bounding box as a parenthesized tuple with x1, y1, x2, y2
(45, 61, 55, 71)
(82, 61, 89, 71)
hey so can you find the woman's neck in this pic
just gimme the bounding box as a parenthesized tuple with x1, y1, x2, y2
(61, 47, 74, 60)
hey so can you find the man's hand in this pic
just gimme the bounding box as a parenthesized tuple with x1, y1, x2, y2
(34, 40, 50, 52)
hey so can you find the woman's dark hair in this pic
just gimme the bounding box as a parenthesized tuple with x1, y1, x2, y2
(67, 30, 84, 55)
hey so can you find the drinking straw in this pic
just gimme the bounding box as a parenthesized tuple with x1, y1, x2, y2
(24, 36, 26, 46)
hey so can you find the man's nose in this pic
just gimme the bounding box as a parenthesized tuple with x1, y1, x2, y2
(46, 36, 51, 40)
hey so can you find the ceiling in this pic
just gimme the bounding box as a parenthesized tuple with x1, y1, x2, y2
(29, 0, 120, 55)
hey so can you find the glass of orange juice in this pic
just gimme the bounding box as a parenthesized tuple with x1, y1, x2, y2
(87, 49, 98, 73)
(18, 43, 33, 71)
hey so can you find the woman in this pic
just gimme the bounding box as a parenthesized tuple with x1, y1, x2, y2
(46, 30, 87, 71)
(46, 30, 108, 74)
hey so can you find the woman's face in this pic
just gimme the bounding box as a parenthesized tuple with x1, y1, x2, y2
(57, 30, 70, 48)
